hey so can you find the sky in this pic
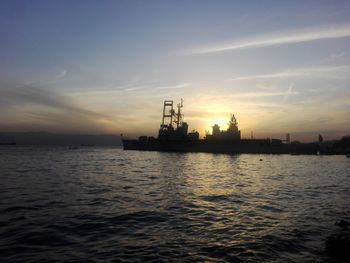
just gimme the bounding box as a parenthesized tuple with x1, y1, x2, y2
(0, 0, 350, 141)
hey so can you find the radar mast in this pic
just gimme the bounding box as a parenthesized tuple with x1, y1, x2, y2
(174, 98, 184, 128)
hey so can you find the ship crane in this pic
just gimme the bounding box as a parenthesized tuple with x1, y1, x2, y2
(158, 99, 189, 140)
(161, 100, 174, 128)
(161, 99, 184, 129)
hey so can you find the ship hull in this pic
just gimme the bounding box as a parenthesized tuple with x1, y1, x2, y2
(122, 139, 320, 155)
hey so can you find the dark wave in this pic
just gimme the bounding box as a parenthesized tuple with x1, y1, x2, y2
(0, 146, 349, 262)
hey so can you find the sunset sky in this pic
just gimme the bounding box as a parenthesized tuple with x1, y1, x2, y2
(1, 0, 350, 141)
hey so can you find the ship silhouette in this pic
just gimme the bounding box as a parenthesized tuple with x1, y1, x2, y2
(122, 99, 346, 155)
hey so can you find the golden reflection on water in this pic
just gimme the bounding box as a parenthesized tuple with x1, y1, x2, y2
(180, 154, 269, 202)
(156, 153, 322, 240)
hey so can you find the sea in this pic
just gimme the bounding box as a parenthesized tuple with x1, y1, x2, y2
(0, 146, 349, 262)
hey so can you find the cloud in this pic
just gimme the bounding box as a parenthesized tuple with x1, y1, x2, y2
(1, 85, 103, 117)
(122, 83, 189, 92)
(192, 89, 299, 105)
(56, 69, 67, 78)
(184, 24, 350, 54)
(283, 83, 294, 101)
(232, 90, 299, 98)
(0, 85, 111, 133)
(330, 51, 348, 59)
(68, 82, 191, 95)
(226, 65, 350, 81)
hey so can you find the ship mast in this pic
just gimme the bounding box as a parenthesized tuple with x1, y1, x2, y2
(174, 98, 183, 128)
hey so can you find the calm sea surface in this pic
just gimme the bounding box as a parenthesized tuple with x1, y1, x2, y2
(0, 146, 349, 262)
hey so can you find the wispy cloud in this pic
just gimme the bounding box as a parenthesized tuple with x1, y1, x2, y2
(0, 85, 103, 117)
(185, 24, 350, 54)
(56, 69, 67, 79)
(206, 90, 299, 100)
(123, 83, 190, 92)
(68, 82, 191, 95)
(330, 51, 348, 59)
(0, 85, 113, 133)
(226, 65, 350, 81)
(283, 84, 294, 102)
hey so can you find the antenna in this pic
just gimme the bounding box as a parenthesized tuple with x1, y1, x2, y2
(286, 133, 290, 144)
(175, 99, 184, 128)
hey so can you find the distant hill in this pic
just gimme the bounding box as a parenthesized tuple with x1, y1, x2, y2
(0, 132, 122, 146)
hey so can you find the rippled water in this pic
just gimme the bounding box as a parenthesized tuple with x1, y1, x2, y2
(0, 146, 349, 262)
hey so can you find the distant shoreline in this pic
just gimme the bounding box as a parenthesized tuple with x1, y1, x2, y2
(0, 132, 122, 146)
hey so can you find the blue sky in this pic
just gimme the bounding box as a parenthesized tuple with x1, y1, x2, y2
(1, 0, 350, 141)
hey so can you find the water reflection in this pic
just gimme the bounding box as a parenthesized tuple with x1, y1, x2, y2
(0, 147, 349, 262)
